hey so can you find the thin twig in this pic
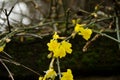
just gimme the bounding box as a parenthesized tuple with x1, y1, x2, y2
(3, 1, 17, 33)
(1, 51, 12, 58)
(93, 30, 120, 43)
(4, 9, 11, 33)
(113, 0, 120, 49)
(17, 33, 43, 39)
(115, 15, 120, 49)
(0, 59, 14, 80)
(20, 21, 64, 30)
(1, 58, 40, 76)
(20, 64, 40, 76)
(56, 58, 61, 79)
(4, 5, 15, 33)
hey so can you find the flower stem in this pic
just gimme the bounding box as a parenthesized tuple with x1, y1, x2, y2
(56, 58, 61, 79)
(49, 57, 55, 69)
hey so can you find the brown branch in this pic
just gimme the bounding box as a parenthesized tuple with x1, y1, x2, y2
(4, 6, 14, 33)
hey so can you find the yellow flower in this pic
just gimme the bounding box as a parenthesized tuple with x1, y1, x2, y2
(53, 41, 72, 58)
(61, 41, 72, 54)
(47, 39, 72, 58)
(72, 19, 76, 25)
(47, 33, 72, 58)
(43, 68, 57, 80)
(39, 77, 43, 80)
(74, 24, 86, 33)
(61, 69, 73, 80)
(53, 32, 59, 39)
(79, 28, 92, 40)
(53, 45, 66, 58)
(73, 23, 92, 40)
(47, 39, 60, 52)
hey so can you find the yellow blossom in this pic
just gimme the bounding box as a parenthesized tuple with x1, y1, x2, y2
(39, 77, 43, 80)
(47, 33, 72, 58)
(61, 69, 73, 80)
(72, 19, 76, 25)
(47, 39, 60, 52)
(74, 24, 86, 33)
(73, 23, 92, 40)
(78, 28, 92, 40)
(53, 32, 59, 39)
(43, 68, 57, 80)
(47, 39, 72, 58)
(53, 45, 66, 58)
(53, 41, 72, 58)
(47, 52, 53, 59)
(61, 41, 72, 54)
